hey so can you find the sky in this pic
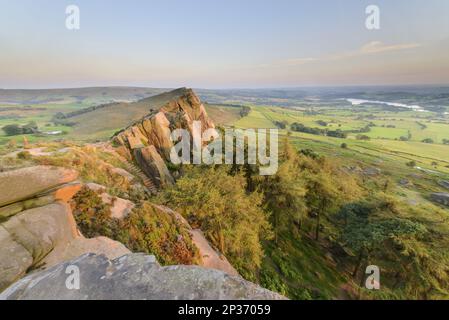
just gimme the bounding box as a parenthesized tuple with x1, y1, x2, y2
(0, 0, 448, 89)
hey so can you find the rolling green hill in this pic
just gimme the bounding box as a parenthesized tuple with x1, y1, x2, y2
(64, 88, 190, 140)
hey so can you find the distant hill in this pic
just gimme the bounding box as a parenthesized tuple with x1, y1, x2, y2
(0, 87, 168, 105)
(64, 88, 196, 140)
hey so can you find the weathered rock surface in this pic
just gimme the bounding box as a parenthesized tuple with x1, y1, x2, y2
(0, 202, 77, 291)
(0, 166, 78, 207)
(86, 183, 135, 219)
(0, 225, 33, 291)
(44, 237, 131, 268)
(134, 146, 174, 187)
(110, 167, 135, 183)
(438, 180, 449, 190)
(0, 253, 285, 300)
(363, 167, 381, 176)
(0, 183, 81, 219)
(0, 167, 133, 292)
(101, 193, 135, 220)
(191, 229, 239, 277)
(431, 193, 449, 206)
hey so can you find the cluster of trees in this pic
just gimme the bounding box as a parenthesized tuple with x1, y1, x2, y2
(422, 138, 434, 144)
(159, 166, 272, 276)
(52, 113, 77, 127)
(350, 122, 375, 134)
(336, 198, 427, 287)
(159, 136, 358, 278)
(316, 120, 328, 127)
(155, 134, 449, 298)
(400, 131, 412, 141)
(239, 106, 251, 118)
(274, 120, 288, 129)
(1, 121, 39, 136)
(290, 123, 347, 138)
(416, 121, 428, 130)
(356, 134, 371, 141)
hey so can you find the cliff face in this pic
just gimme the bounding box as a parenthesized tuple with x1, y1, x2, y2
(112, 88, 215, 189)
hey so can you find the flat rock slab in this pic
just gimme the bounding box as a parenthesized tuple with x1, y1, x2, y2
(44, 236, 131, 268)
(0, 166, 78, 207)
(438, 181, 449, 190)
(431, 193, 449, 206)
(0, 253, 286, 300)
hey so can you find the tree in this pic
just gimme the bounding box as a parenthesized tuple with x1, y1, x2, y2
(422, 138, 434, 144)
(259, 136, 307, 242)
(336, 199, 426, 285)
(356, 134, 371, 141)
(406, 160, 417, 168)
(2, 124, 23, 136)
(273, 120, 288, 129)
(304, 171, 340, 241)
(22, 121, 38, 134)
(341, 143, 348, 149)
(159, 166, 272, 275)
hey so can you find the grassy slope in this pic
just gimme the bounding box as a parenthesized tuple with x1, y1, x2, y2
(65, 89, 191, 141)
(229, 103, 449, 299)
(0, 87, 167, 145)
(204, 103, 243, 126)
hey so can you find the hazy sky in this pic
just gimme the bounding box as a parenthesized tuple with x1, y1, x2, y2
(1, 0, 448, 89)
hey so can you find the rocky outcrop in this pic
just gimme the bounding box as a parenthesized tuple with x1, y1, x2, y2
(431, 193, 449, 207)
(0, 253, 285, 300)
(0, 166, 131, 292)
(113, 88, 215, 190)
(0, 166, 78, 208)
(363, 167, 381, 176)
(438, 180, 449, 190)
(134, 146, 175, 187)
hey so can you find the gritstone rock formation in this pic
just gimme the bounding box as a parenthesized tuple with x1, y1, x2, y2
(112, 88, 215, 189)
(0, 166, 130, 292)
(0, 89, 285, 300)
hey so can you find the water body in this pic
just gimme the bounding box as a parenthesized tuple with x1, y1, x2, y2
(346, 98, 428, 112)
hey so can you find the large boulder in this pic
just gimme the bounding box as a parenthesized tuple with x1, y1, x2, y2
(0, 166, 133, 292)
(431, 193, 449, 206)
(0, 226, 33, 291)
(438, 180, 449, 190)
(141, 112, 174, 159)
(363, 167, 381, 176)
(0, 182, 81, 220)
(0, 253, 285, 300)
(134, 146, 174, 187)
(0, 166, 78, 207)
(1, 203, 78, 263)
(43, 237, 131, 268)
(0, 202, 77, 291)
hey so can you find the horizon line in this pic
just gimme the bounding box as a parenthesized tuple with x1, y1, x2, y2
(2, 83, 449, 91)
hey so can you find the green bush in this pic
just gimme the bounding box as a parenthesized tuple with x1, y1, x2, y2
(17, 151, 32, 160)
